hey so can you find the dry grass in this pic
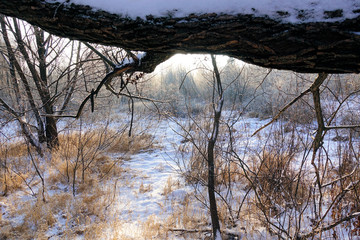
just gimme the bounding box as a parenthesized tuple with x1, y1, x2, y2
(142, 214, 163, 239)
(328, 144, 360, 236)
(49, 127, 155, 186)
(184, 152, 244, 189)
(0, 141, 36, 194)
(184, 151, 207, 185)
(216, 160, 244, 185)
(50, 127, 131, 186)
(0, 117, 166, 240)
(168, 193, 207, 230)
(0, 181, 111, 239)
(250, 150, 309, 214)
(162, 176, 180, 197)
(0, 196, 60, 239)
(139, 182, 152, 194)
(92, 155, 124, 179)
(0, 123, 159, 239)
(0, 141, 29, 159)
(56, 128, 114, 159)
(0, 171, 29, 193)
(107, 132, 156, 154)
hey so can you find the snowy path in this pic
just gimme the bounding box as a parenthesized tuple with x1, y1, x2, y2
(111, 119, 188, 238)
(110, 116, 269, 238)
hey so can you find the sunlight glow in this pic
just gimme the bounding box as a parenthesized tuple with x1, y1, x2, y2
(154, 53, 244, 73)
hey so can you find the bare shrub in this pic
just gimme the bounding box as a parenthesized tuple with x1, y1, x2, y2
(50, 120, 129, 194)
(185, 151, 244, 189)
(329, 143, 360, 237)
(250, 150, 309, 215)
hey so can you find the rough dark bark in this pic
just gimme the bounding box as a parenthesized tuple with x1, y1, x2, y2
(0, 1, 360, 73)
(34, 28, 59, 149)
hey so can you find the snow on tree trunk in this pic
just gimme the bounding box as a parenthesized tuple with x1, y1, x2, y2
(0, 1, 360, 73)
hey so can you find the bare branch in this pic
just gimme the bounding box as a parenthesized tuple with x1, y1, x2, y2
(82, 42, 116, 68)
(252, 88, 311, 136)
(325, 125, 360, 130)
(321, 165, 358, 188)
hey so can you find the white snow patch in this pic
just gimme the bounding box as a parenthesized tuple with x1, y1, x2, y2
(53, 0, 360, 23)
(215, 229, 222, 240)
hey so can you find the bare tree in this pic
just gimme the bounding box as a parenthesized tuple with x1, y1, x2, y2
(0, 16, 91, 151)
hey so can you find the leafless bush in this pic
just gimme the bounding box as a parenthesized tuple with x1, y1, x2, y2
(327, 142, 360, 238)
(250, 149, 309, 215)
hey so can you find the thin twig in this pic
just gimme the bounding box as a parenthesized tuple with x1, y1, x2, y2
(125, 85, 135, 137)
(321, 165, 358, 188)
(168, 228, 212, 233)
(298, 209, 360, 239)
(66, 65, 132, 119)
(252, 88, 311, 136)
(82, 42, 116, 68)
(325, 124, 360, 130)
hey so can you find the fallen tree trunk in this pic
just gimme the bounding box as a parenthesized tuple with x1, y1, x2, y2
(0, 0, 360, 73)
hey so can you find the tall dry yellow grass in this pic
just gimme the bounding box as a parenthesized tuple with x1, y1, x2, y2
(0, 124, 159, 239)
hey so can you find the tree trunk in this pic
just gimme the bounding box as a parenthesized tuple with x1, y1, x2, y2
(9, 18, 59, 149)
(1, 1, 360, 73)
(208, 139, 221, 239)
(207, 55, 224, 240)
(34, 28, 59, 148)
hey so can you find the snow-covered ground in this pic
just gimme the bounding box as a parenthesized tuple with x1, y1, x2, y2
(108, 120, 190, 238)
(103, 116, 271, 239)
(1, 107, 359, 239)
